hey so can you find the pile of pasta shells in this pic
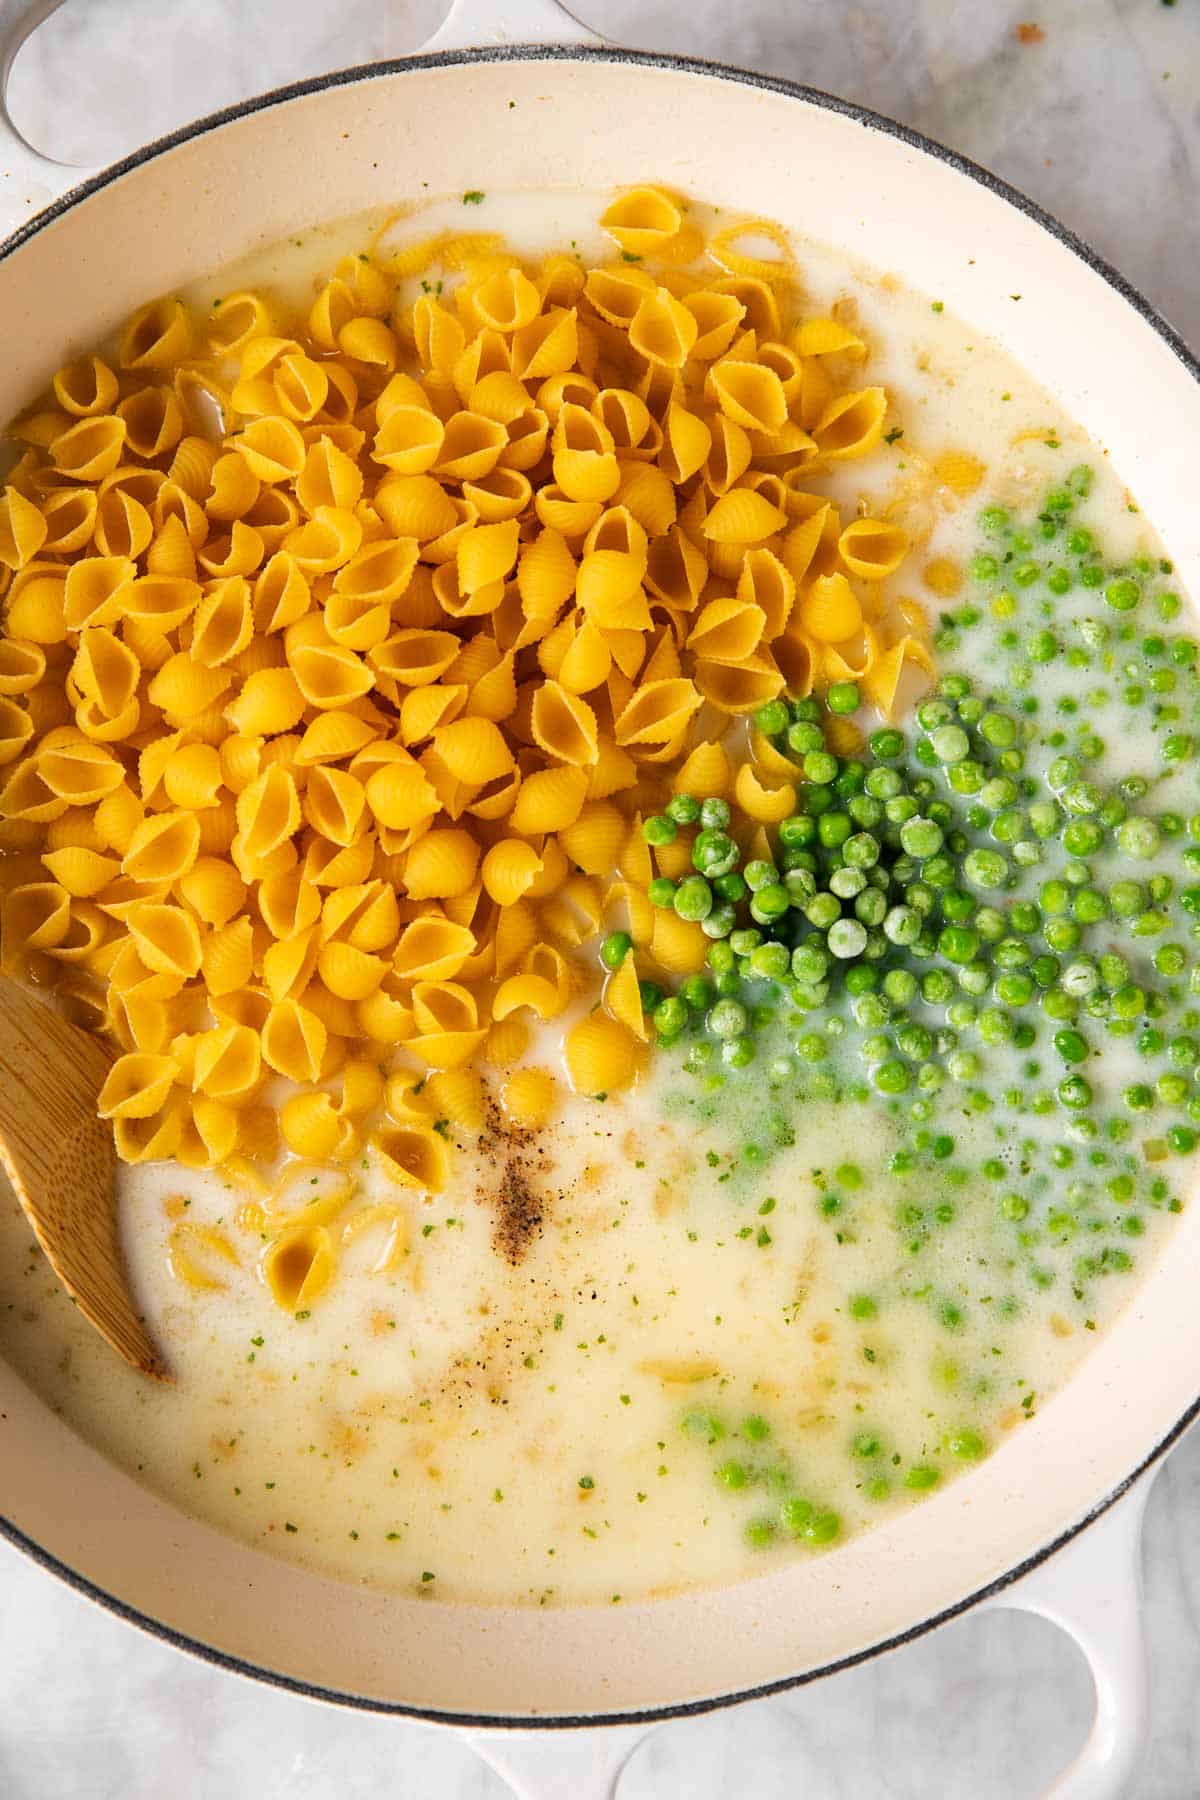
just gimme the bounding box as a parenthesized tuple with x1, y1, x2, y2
(0, 184, 933, 1222)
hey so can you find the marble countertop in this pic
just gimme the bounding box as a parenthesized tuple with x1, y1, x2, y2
(3, 0, 1200, 1794)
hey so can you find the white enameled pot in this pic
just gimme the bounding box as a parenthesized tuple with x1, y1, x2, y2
(0, 2, 1194, 1794)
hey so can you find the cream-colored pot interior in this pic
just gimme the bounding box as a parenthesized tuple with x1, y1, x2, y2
(2, 51, 1199, 1721)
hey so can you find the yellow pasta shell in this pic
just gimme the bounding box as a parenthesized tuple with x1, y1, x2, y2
(501, 1066, 558, 1128)
(375, 1124, 450, 1192)
(710, 360, 788, 434)
(800, 573, 864, 643)
(432, 716, 514, 785)
(564, 1012, 645, 1095)
(198, 917, 255, 997)
(403, 828, 480, 900)
(814, 387, 887, 460)
(261, 1224, 336, 1311)
(481, 839, 543, 906)
(261, 999, 327, 1083)
(604, 954, 648, 1041)
(838, 517, 909, 580)
(600, 186, 683, 256)
(41, 845, 119, 898)
(701, 487, 788, 544)
(557, 800, 626, 875)
(280, 1092, 348, 1161)
(508, 764, 588, 835)
(734, 759, 796, 824)
(933, 449, 986, 496)
(97, 1052, 178, 1120)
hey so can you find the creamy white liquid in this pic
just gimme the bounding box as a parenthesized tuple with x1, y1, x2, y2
(0, 190, 1188, 1606)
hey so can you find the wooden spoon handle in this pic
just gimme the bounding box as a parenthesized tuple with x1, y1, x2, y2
(0, 974, 168, 1379)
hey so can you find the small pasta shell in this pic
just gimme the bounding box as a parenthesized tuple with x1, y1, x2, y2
(564, 1012, 645, 1095)
(192, 1022, 261, 1101)
(432, 716, 514, 785)
(481, 838, 543, 906)
(423, 1065, 485, 1131)
(715, 358, 788, 432)
(356, 981, 415, 1046)
(792, 316, 866, 358)
(531, 681, 598, 767)
(813, 387, 887, 460)
(168, 1218, 239, 1287)
(403, 828, 480, 900)
(649, 909, 708, 975)
(800, 572, 864, 643)
(261, 999, 326, 1082)
(932, 449, 986, 496)
(0, 488, 47, 570)
(628, 288, 698, 369)
(600, 186, 683, 256)
(121, 297, 192, 370)
(508, 765, 588, 836)
(492, 970, 564, 1023)
(41, 846, 119, 898)
(838, 517, 909, 580)
(687, 597, 765, 666)
(701, 487, 788, 544)
(502, 1066, 558, 1128)
(557, 800, 626, 876)
(123, 811, 201, 883)
(734, 759, 796, 824)
(53, 355, 120, 417)
(393, 916, 476, 982)
(604, 954, 647, 1041)
(738, 547, 795, 639)
(280, 1091, 348, 1160)
(199, 921, 255, 993)
(317, 939, 386, 1001)
(0, 639, 45, 696)
(261, 1224, 336, 1311)
(375, 1124, 450, 1192)
(693, 655, 784, 714)
(97, 1051, 178, 1119)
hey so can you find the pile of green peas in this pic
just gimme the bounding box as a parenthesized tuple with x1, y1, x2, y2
(650, 471, 1200, 1551)
(596, 654, 1200, 1147)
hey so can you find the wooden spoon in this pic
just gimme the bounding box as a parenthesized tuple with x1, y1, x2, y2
(0, 973, 168, 1379)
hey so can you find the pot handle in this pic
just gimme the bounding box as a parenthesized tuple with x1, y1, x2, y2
(982, 1475, 1153, 1799)
(0, 0, 603, 242)
(0, 0, 98, 237)
(466, 1475, 1155, 1800)
(464, 1720, 651, 1800)
(419, 0, 604, 53)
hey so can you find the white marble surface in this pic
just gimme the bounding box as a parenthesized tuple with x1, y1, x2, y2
(3, 0, 1200, 1795)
